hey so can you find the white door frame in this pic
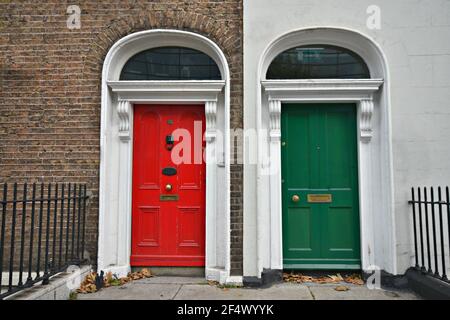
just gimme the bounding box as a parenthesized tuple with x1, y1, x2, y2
(97, 30, 236, 284)
(247, 27, 396, 278)
(262, 79, 383, 270)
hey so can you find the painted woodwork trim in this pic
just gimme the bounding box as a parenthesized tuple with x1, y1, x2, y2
(99, 30, 235, 285)
(246, 27, 395, 280)
(263, 79, 383, 143)
(261, 78, 384, 273)
(109, 81, 224, 142)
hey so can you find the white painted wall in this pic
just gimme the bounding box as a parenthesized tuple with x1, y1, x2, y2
(244, 0, 450, 277)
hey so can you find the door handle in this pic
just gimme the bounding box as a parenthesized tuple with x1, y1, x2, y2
(165, 184, 173, 191)
(292, 195, 300, 203)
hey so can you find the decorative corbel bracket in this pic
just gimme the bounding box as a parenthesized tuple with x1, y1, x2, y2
(205, 100, 218, 142)
(269, 99, 281, 141)
(360, 97, 374, 143)
(117, 99, 131, 141)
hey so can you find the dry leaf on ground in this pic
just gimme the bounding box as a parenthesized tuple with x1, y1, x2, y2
(335, 286, 349, 292)
(283, 272, 364, 285)
(77, 272, 98, 294)
(141, 268, 153, 278)
(77, 268, 154, 294)
(344, 274, 365, 286)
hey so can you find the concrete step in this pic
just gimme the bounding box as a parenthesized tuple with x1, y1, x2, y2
(131, 267, 205, 277)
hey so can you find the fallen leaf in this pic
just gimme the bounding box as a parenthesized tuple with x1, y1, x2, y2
(335, 286, 349, 292)
(328, 274, 344, 282)
(76, 268, 157, 294)
(344, 274, 364, 286)
(284, 272, 358, 285)
(77, 272, 99, 294)
(141, 268, 153, 278)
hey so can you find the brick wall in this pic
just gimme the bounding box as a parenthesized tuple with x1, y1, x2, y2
(0, 0, 243, 275)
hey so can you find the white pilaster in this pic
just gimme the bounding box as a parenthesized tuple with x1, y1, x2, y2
(357, 99, 376, 270)
(205, 100, 218, 269)
(116, 100, 132, 270)
(268, 99, 283, 270)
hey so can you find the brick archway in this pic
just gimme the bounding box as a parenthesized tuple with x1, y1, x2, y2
(0, 2, 243, 278)
(79, 10, 243, 277)
(92, 15, 242, 282)
(80, 11, 240, 85)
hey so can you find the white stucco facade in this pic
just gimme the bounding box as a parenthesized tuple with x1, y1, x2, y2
(243, 0, 450, 279)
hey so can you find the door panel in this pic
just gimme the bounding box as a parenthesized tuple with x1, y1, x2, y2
(135, 110, 161, 190)
(327, 207, 354, 250)
(131, 105, 206, 266)
(177, 111, 203, 190)
(285, 207, 314, 252)
(137, 206, 160, 247)
(282, 104, 360, 269)
(178, 206, 203, 248)
(324, 111, 353, 188)
(284, 109, 314, 188)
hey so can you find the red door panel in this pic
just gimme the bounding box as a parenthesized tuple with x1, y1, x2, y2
(136, 206, 160, 247)
(135, 110, 161, 190)
(178, 206, 203, 247)
(131, 104, 206, 266)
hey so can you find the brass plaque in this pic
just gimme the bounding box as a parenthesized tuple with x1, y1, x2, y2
(160, 194, 179, 201)
(307, 194, 332, 203)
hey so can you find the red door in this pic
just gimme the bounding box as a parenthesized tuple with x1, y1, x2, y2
(131, 104, 206, 266)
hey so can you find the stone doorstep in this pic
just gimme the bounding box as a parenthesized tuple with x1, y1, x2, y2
(5, 265, 91, 300)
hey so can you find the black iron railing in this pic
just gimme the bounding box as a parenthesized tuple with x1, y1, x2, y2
(409, 187, 450, 282)
(0, 183, 89, 299)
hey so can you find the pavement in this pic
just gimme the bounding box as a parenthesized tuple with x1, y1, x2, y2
(76, 276, 421, 300)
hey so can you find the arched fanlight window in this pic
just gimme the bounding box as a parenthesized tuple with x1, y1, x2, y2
(267, 45, 370, 79)
(120, 47, 221, 80)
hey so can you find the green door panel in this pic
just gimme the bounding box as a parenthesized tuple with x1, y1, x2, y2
(281, 104, 361, 270)
(285, 207, 313, 253)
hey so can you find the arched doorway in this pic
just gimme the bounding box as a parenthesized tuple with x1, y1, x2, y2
(97, 29, 233, 284)
(267, 45, 371, 270)
(248, 27, 395, 280)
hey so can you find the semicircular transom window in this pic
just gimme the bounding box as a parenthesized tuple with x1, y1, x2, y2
(120, 47, 221, 80)
(267, 45, 370, 79)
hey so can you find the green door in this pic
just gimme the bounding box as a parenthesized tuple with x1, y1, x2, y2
(281, 103, 361, 270)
